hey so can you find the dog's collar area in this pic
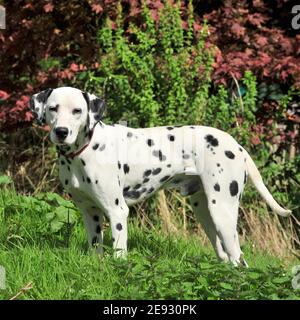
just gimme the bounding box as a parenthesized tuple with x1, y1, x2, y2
(64, 128, 94, 159)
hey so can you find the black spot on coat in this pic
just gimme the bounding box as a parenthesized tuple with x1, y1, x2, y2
(153, 150, 166, 161)
(144, 169, 152, 177)
(244, 171, 247, 184)
(123, 186, 130, 193)
(214, 183, 220, 192)
(152, 168, 162, 175)
(147, 139, 154, 146)
(93, 143, 99, 150)
(160, 175, 170, 183)
(168, 134, 175, 141)
(123, 164, 130, 174)
(205, 134, 219, 147)
(147, 187, 155, 193)
(229, 180, 239, 197)
(116, 223, 123, 231)
(225, 150, 235, 159)
(123, 189, 140, 199)
(99, 144, 106, 151)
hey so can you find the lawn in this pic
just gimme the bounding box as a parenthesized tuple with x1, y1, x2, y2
(0, 188, 299, 300)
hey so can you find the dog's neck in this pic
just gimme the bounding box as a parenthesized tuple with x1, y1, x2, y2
(57, 122, 103, 159)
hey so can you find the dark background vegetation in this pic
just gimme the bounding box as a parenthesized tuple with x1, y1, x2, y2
(1, 0, 300, 128)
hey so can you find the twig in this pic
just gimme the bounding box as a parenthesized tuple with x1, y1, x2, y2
(25, 175, 36, 191)
(9, 282, 33, 300)
(230, 71, 244, 116)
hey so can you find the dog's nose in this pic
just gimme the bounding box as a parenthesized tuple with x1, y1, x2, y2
(55, 127, 69, 140)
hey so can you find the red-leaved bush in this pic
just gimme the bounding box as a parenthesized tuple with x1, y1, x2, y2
(203, 0, 300, 86)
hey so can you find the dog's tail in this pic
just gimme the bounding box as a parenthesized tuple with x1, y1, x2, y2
(243, 148, 291, 217)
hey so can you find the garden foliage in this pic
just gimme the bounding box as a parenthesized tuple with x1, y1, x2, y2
(0, 0, 300, 130)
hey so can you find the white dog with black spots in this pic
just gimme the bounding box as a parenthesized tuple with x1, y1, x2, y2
(30, 87, 291, 266)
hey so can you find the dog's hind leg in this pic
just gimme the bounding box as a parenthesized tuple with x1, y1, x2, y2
(106, 206, 129, 259)
(208, 201, 241, 266)
(197, 171, 243, 266)
(234, 230, 248, 267)
(190, 191, 229, 262)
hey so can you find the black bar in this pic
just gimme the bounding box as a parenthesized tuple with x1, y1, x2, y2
(0, 300, 297, 318)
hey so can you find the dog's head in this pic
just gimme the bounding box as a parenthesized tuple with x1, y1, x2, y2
(30, 87, 106, 145)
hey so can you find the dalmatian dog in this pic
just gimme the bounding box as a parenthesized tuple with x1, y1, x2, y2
(30, 86, 291, 266)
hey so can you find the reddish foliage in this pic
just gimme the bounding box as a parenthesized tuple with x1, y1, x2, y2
(0, 0, 299, 130)
(43, 3, 54, 13)
(203, 1, 300, 87)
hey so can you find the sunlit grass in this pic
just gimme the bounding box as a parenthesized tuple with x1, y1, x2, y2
(0, 189, 299, 300)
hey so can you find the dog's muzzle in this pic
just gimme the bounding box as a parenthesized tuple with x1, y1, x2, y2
(54, 127, 69, 141)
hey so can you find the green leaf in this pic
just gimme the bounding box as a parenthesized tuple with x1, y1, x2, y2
(247, 272, 262, 280)
(0, 175, 13, 185)
(219, 282, 233, 290)
(272, 276, 290, 284)
(50, 220, 64, 233)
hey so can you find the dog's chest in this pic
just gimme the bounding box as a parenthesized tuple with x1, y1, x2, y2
(58, 157, 88, 194)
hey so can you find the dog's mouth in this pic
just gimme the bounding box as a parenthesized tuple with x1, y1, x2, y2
(50, 134, 70, 146)
(53, 134, 68, 145)
(56, 140, 68, 145)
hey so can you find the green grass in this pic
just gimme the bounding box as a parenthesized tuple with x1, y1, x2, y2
(0, 188, 299, 300)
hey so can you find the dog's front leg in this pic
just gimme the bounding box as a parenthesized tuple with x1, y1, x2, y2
(75, 191, 129, 258)
(73, 200, 104, 254)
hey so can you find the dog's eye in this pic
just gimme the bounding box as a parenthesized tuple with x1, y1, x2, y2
(72, 108, 82, 115)
(49, 105, 58, 112)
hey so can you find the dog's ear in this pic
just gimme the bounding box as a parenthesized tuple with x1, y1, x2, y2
(82, 91, 106, 130)
(30, 88, 53, 124)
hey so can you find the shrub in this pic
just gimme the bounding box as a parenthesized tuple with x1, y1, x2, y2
(72, 2, 214, 128)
